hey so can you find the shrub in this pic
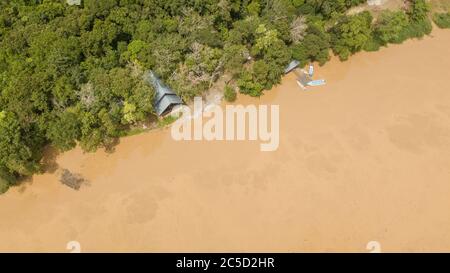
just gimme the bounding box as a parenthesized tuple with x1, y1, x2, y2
(158, 114, 179, 128)
(375, 11, 410, 45)
(433, 13, 450, 29)
(407, 0, 430, 23)
(402, 19, 432, 39)
(224, 85, 237, 102)
(238, 70, 265, 97)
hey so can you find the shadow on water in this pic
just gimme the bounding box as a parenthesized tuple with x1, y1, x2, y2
(104, 137, 121, 154)
(15, 176, 33, 194)
(40, 145, 92, 191)
(41, 145, 61, 174)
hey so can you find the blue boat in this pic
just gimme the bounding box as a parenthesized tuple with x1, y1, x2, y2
(307, 79, 326, 86)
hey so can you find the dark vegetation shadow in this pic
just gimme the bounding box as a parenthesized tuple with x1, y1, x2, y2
(40, 145, 60, 174)
(105, 137, 121, 154)
(13, 176, 34, 194)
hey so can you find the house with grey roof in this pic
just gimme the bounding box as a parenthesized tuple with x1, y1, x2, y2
(144, 71, 183, 116)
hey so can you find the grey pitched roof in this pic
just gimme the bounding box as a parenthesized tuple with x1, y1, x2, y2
(144, 71, 183, 116)
(156, 95, 183, 116)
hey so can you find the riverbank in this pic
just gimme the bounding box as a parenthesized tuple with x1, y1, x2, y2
(0, 27, 449, 252)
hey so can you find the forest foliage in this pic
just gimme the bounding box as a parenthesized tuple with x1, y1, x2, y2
(0, 0, 438, 192)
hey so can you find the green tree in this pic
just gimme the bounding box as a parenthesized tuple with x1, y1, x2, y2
(46, 111, 81, 152)
(247, 1, 261, 16)
(291, 24, 331, 65)
(224, 85, 237, 102)
(238, 70, 264, 97)
(375, 11, 409, 44)
(123, 101, 138, 124)
(331, 11, 374, 60)
(0, 111, 40, 177)
(408, 0, 430, 22)
(433, 13, 450, 29)
(404, 0, 432, 38)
